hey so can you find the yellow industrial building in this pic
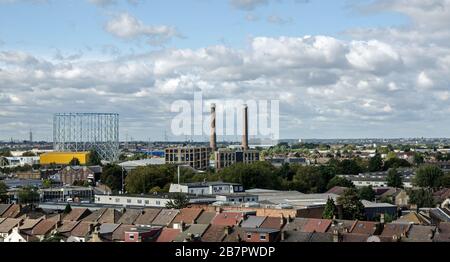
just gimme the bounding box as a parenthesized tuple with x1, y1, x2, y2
(40, 152, 91, 165)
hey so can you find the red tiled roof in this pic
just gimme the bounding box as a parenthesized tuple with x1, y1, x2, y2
(156, 228, 181, 242)
(381, 223, 411, 237)
(134, 208, 162, 226)
(302, 219, 332, 233)
(57, 221, 80, 233)
(0, 204, 21, 218)
(201, 225, 226, 242)
(0, 218, 22, 233)
(70, 222, 95, 237)
(172, 208, 203, 225)
(260, 216, 284, 230)
(350, 221, 379, 235)
(112, 224, 134, 242)
(211, 212, 243, 227)
(63, 208, 91, 222)
(31, 219, 58, 236)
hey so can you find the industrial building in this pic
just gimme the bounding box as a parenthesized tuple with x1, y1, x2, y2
(165, 147, 212, 170)
(53, 113, 119, 162)
(215, 149, 260, 170)
(40, 152, 90, 166)
(211, 104, 260, 170)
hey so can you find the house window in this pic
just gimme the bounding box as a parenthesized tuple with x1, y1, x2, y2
(129, 234, 135, 240)
(137, 200, 142, 204)
(247, 233, 252, 239)
(127, 199, 131, 203)
(260, 234, 267, 241)
(156, 201, 161, 205)
(115, 198, 120, 203)
(145, 200, 149, 204)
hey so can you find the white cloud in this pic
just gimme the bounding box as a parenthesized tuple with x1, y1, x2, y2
(104, 13, 180, 45)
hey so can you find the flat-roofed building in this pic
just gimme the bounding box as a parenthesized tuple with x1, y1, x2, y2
(215, 149, 260, 170)
(165, 147, 211, 170)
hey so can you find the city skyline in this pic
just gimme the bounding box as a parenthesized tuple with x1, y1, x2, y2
(1, 0, 450, 141)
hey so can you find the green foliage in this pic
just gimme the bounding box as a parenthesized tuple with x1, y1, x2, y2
(64, 203, 72, 214)
(328, 158, 365, 175)
(73, 180, 91, 187)
(125, 165, 176, 194)
(88, 150, 102, 166)
(22, 151, 36, 157)
(69, 158, 80, 166)
(18, 186, 40, 204)
(100, 164, 123, 192)
(337, 188, 365, 220)
(165, 193, 189, 209)
(42, 179, 52, 189)
(0, 181, 8, 203)
(440, 174, 450, 188)
(386, 168, 403, 188)
(383, 158, 411, 170)
(322, 198, 337, 219)
(413, 153, 424, 165)
(219, 162, 282, 190)
(408, 188, 435, 208)
(414, 164, 444, 188)
(368, 154, 383, 172)
(358, 186, 375, 201)
(0, 148, 12, 157)
(326, 176, 354, 190)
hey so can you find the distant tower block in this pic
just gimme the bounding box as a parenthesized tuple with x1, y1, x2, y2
(242, 104, 249, 150)
(53, 113, 119, 162)
(29, 129, 33, 143)
(210, 103, 217, 151)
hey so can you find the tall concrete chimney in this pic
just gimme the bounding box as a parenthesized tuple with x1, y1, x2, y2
(210, 103, 217, 151)
(242, 104, 249, 150)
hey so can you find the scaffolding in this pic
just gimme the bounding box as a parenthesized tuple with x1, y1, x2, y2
(53, 113, 119, 162)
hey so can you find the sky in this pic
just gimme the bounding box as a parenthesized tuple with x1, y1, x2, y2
(0, 0, 450, 141)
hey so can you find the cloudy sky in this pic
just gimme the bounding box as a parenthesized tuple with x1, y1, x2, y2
(0, 0, 449, 141)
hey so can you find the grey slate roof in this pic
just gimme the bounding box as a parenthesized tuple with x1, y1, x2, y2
(174, 224, 210, 242)
(241, 216, 266, 229)
(0, 204, 11, 216)
(99, 223, 120, 234)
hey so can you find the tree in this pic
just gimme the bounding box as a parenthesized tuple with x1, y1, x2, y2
(88, 150, 102, 166)
(18, 186, 40, 204)
(358, 186, 375, 201)
(440, 174, 450, 188)
(22, 151, 36, 157)
(368, 154, 383, 172)
(326, 176, 354, 190)
(386, 168, 403, 188)
(408, 189, 435, 208)
(64, 203, 72, 214)
(220, 162, 282, 191)
(337, 188, 365, 220)
(0, 182, 8, 203)
(69, 158, 80, 166)
(414, 164, 444, 188)
(413, 153, 424, 165)
(165, 193, 189, 209)
(322, 198, 337, 219)
(100, 164, 123, 192)
(125, 165, 176, 194)
(383, 158, 411, 170)
(0, 148, 12, 157)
